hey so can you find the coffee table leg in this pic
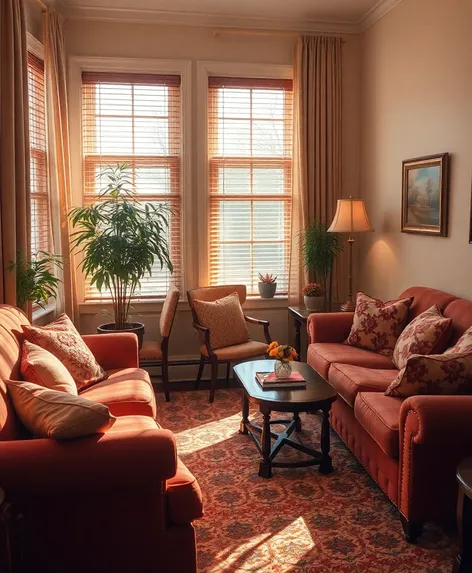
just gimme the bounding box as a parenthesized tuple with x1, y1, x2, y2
(258, 411, 272, 478)
(293, 411, 302, 432)
(239, 390, 249, 435)
(319, 406, 333, 474)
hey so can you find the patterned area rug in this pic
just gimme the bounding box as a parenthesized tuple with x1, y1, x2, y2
(156, 389, 457, 573)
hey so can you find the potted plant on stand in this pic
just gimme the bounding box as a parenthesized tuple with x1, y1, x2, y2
(69, 164, 173, 349)
(301, 221, 344, 310)
(258, 273, 277, 298)
(8, 250, 63, 319)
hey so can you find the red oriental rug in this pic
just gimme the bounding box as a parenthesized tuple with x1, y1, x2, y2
(156, 389, 456, 573)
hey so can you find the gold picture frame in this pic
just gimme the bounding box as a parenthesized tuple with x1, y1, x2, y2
(401, 153, 449, 236)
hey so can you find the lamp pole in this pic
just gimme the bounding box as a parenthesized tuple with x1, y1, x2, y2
(341, 236, 356, 312)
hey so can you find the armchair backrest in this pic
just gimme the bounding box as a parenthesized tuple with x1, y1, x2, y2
(159, 285, 180, 339)
(187, 285, 246, 308)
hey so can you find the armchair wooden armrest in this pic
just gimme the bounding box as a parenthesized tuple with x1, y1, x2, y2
(193, 322, 215, 358)
(244, 315, 272, 344)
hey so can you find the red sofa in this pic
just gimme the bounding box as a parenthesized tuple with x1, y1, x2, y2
(307, 286, 472, 542)
(0, 305, 203, 573)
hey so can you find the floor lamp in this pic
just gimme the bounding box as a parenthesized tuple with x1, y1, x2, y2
(327, 198, 374, 312)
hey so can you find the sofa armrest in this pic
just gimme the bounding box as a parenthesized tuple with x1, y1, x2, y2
(0, 428, 177, 495)
(307, 312, 354, 344)
(82, 333, 139, 370)
(399, 395, 472, 523)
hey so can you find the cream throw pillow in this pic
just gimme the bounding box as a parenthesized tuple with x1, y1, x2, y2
(7, 380, 116, 440)
(193, 292, 250, 350)
(21, 340, 78, 395)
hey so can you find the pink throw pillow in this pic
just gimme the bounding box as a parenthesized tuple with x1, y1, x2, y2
(22, 314, 107, 391)
(385, 352, 472, 397)
(392, 306, 452, 370)
(345, 292, 413, 356)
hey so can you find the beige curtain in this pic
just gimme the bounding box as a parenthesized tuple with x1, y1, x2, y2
(289, 36, 343, 305)
(43, 8, 78, 321)
(0, 0, 31, 307)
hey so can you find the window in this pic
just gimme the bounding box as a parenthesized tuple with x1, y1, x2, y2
(27, 52, 50, 255)
(81, 72, 182, 299)
(208, 77, 293, 296)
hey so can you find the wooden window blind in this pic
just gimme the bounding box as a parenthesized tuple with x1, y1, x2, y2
(27, 52, 50, 255)
(81, 72, 182, 300)
(208, 77, 293, 295)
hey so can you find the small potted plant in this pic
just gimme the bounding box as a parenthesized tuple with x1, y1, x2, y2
(8, 249, 63, 320)
(268, 341, 297, 379)
(258, 273, 277, 299)
(303, 283, 325, 312)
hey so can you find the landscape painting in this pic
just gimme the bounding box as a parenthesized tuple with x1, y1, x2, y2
(401, 153, 449, 236)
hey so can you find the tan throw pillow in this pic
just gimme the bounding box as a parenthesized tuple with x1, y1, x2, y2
(21, 341, 78, 395)
(193, 292, 250, 350)
(445, 326, 472, 354)
(22, 314, 107, 391)
(6, 380, 116, 440)
(345, 292, 413, 356)
(392, 306, 453, 370)
(385, 352, 472, 397)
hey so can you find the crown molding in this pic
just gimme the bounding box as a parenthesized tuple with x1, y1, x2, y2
(59, 0, 404, 34)
(358, 0, 404, 31)
(59, 3, 358, 34)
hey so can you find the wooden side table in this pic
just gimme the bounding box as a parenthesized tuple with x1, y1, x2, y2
(453, 457, 472, 573)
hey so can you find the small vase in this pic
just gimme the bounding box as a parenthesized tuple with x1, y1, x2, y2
(274, 360, 292, 379)
(258, 282, 277, 299)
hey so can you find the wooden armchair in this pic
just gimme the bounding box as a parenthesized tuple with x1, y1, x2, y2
(187, 285, 271, 403)
(139, 285, 180, 402)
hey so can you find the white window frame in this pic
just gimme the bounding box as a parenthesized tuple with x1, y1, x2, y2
(196, 61, 293, 295)
(68, 56, 192, 305)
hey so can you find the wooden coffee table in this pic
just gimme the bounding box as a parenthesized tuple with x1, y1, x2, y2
(234, 359, 337, 478)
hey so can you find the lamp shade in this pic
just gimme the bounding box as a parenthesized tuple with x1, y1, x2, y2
(327, 199, 374, 234)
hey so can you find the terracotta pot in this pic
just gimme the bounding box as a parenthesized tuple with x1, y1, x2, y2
(304, 295, 325, 312)
(97, 322, 145, 350)
(258, 282, 277, 299)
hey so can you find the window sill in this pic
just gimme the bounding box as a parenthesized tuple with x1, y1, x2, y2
(78, 296, 289, 314)
(32, 303, 55, 323)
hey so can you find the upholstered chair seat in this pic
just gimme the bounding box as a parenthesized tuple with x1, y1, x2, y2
(200, 341, 268, 360)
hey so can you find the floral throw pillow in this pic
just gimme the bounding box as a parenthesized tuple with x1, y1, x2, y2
(445, 326, 472, 354)
(392, 306, 453, 370)
(22, 314, 108, 391)
(385, 352, 472, 397)
(344, 292, 413, 356)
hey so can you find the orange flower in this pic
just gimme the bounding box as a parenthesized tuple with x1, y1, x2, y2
(268, 341, 279, 352)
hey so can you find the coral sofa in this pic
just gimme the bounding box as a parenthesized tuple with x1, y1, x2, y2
(0, 305, 203, 573)
(307, 286, 472, 542)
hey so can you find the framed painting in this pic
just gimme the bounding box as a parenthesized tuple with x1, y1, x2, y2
(401, 153, 449, 236)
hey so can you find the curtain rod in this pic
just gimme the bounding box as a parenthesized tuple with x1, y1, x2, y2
(213, 28, 347, 42)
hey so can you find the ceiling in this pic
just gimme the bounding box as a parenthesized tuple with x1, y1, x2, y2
(59, 0, 403, 33)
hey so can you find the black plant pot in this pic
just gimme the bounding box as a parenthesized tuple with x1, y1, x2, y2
(97, 322, 145, 350)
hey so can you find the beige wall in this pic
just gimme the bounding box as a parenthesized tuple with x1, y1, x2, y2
(64, 20, 361, 376)
(360, 0, 472, 300)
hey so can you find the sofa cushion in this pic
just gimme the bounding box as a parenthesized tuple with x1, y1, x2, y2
(329, 364, 399, 408)
(107, 414, 161, 433)
(80, 368, 156, 418)
(22, 314, 108, 391)
(166, 458, 204, 525)
(446, 325, 472, 354)
(307, 343, 395, 380)
(444, 300, 472, 344)
(21, 341, 78, 395)
(393, 306, 453, 369)
(345, 292, 413, 356)
(399, 286, 457, 321)
(385, 352, 472, 397)
(6, 380, 116, 440)
(354, 392, 403, 458)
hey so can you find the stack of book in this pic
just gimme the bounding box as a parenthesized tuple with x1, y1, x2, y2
(255, 371, 306, 389)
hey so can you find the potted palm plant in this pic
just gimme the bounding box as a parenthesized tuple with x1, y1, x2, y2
(69, 164, 173, 349)
(8, 250, 63, 319)
(301, 221, 344, 310)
